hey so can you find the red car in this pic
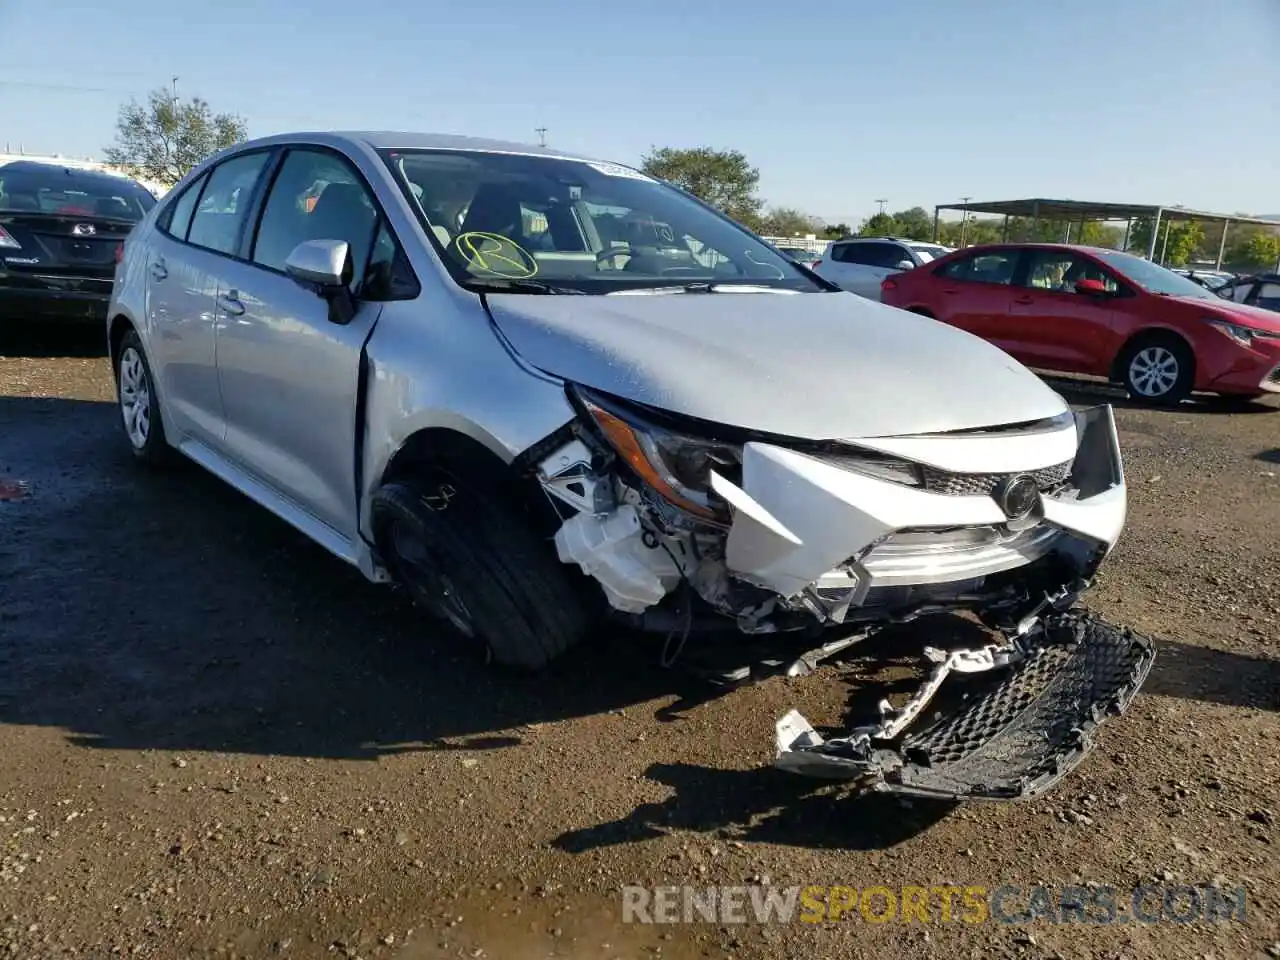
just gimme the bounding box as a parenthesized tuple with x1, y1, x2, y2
(880, 243, 1280, 405)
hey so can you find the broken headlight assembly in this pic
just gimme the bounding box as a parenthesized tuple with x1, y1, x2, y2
(571, 387, 740, 523)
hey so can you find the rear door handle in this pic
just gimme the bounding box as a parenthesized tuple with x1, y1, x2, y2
(218, 290, 246, 316)
(1014, 296, 1034, 304)
(149, 260, 168, 281)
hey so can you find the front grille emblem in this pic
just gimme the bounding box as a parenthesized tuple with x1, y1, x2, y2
(995, 475, 1039, 520)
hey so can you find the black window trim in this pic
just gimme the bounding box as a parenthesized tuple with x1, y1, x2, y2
(160, 147, 280, 258)
(150, 143, 419, 303)
(240, 143, 420, 302)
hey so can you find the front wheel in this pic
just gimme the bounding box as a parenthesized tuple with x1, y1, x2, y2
(371, 480, 593, 670)
(1119, 335, 1194, 405)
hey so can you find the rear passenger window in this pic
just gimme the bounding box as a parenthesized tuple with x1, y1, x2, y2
(186, 152, 271, 256)
(833, 243, 870, 265)
(937, 250, 1019, 285)
(251, 149, 379, 289)
(1256, 282, 1280, 310)
(158, 173, 207, 241)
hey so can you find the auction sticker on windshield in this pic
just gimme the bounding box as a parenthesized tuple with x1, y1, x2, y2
(585, 161, 655, 181)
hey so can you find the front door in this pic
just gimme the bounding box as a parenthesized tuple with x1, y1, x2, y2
(213, 147, 389, 541)
(1006, 250, 1124, 374)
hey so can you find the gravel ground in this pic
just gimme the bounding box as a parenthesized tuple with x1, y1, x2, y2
(1, 328, 1277, 960)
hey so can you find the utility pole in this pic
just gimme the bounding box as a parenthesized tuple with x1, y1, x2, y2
(170, 76, 179, 105)
(874, 199, 887, 216)
(959, 196, 972, 248)
(534, 127, 547, 147)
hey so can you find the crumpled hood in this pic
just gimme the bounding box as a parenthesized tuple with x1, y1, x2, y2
(485, 290, 1070, 440)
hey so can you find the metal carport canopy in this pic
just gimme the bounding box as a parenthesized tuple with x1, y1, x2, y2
(931, 198, 1279, 265)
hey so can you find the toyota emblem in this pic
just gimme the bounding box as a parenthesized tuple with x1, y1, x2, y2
(72, 223, 97, 237)
(996, 475, 1039, 520)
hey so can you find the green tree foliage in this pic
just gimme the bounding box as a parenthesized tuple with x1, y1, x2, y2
(639, 146, 763, 228)
(823, 222, 853, 239)
(889, 207, 934, 240)
(1126, 218, 1204, 266)
(859, 212, 897, 236)
(758, 206, 820, 237)
(1238, 230, 1280, 269)
(105, 87, 247, 187)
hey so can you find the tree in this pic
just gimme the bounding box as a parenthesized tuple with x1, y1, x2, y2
(859, 212, 897, 237)
(639, 147, 763, 227)
(758, 206, 819, 237)
(105, 87, 248, 187)
(1235, 230, 1280, 270)
(823, 222, 853, 239)
(889, 207, 934, 240)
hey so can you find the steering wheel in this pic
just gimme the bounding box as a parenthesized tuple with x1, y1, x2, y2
(596, 246, 632, 269)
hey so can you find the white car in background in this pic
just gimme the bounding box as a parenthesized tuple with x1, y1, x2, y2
(813, 237, 953, 299)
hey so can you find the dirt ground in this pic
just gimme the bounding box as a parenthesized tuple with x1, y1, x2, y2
(1, 327, 1277, 960)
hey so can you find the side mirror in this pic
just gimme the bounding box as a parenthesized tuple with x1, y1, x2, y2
(285, 239, 351, 289)
(894, 259, 914, 271)
(1074, 278, 1108, 296)
(285, 239, 356, 324)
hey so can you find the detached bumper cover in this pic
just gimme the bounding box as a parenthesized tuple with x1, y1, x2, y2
(775, 609, 1155, 800)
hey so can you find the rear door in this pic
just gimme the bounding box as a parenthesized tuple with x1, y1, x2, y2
(1005, 250, 1126, 374)
(930, 248, 1023, 344)
(146, 151, 274, 444)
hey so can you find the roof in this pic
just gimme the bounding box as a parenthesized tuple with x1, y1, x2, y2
(935, 197, 1280, 227)
(240, 130, 606, 165)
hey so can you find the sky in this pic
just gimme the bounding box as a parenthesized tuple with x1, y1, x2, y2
(1, 0, 1277, 224)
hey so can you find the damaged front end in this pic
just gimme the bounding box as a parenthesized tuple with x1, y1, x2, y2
(528, 385, 1153, 799)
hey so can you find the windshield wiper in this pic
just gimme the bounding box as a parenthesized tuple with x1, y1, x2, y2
(607, 282, 798, 296)
(461, 278, 587, 295)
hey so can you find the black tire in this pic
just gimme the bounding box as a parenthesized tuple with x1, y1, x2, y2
(371, 479, 592, 671)
(1118, 333, 1194, 406)
(114, 329, 173, 466)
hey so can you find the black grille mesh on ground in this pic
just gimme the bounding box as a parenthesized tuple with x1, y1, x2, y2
(920, 460, 1073, 497)
(881, 611, 1156, 800)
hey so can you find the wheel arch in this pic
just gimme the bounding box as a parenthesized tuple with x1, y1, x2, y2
(366, 424, 566, 545)
(1109, 326, 1195, 383)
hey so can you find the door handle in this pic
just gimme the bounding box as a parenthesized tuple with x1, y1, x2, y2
(1014, 296, 1034, 304)
(218, 291, 246, 316)
(149, 260, 168, 281)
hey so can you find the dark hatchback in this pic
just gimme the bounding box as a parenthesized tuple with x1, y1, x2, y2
(0, 161, 157, 324)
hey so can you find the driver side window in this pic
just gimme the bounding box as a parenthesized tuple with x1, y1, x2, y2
(251, 148, 379, 290)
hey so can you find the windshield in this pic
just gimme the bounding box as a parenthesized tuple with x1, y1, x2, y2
(909, 244, 950, 263)
(1093, 249, 1217, 299)
(0, 165, 156, 222)
(381, 149, 826, 294)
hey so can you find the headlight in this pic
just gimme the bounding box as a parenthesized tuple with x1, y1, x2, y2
(1206, 318, 1263, 347)
(573, 388, 740, 522)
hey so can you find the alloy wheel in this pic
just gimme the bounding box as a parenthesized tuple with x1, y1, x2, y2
(118, 346, 152, 448)
(1128, 346, 1180, 398)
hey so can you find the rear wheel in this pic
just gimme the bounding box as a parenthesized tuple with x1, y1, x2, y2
(1119, 335, 1193, 405)
(115, 329, 172, 466)
(371, 479, 593, 671)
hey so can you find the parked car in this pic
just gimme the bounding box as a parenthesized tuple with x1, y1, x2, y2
(773, 244, 820, 267)
(107, 132, 1150, 799)
(1214, 273, 1280, 314)
(881, 243, 1280, 405)
(1171, 268, 1234, 291)
(812, 237, 953, 299)
(0, 160, 157, 324)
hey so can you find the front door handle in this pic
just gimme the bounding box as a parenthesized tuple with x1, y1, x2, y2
(1014, 296, 1035, 305)
(149, 260, 168, 281)
(218, 290, 246, 316)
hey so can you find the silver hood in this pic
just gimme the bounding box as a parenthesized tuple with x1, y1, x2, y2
(485, 290, 1069, 440)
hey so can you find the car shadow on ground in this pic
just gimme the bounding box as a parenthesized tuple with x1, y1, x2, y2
(1039, 374, 1280, 415)
(553, 764, 954, 854)
(0, 326, 106, 359)
(1256, 448, 1280, 465)
(1143, 638, 1280, 711)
